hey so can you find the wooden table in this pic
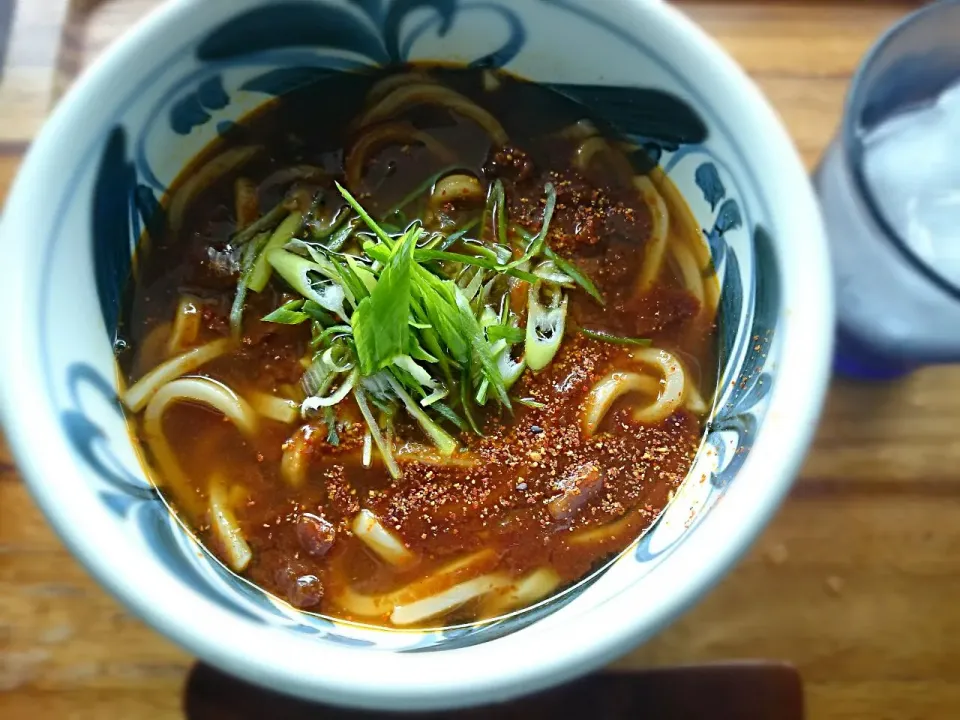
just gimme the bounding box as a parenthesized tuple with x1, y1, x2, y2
(0, 1, 950, 718)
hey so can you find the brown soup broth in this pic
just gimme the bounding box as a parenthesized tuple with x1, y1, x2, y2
(118, 65, 719, 628)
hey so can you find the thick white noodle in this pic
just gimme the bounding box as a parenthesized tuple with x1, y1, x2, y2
(634, 176, 670, 293)
(258, 165, 329, 196)
(391, 573, 511, 626)
(556, 119, 599, 142)
(280, 425, 313, 488)
(365, 72, 437, 108)
(480, 568, 562, 618)
(123, 338, 233, 412)
(574, 137, 633, 184)
(345, 122, 453, 188)
(247, 390, 298, 424)
(357, 84, 508, 146)
(166, 296, 201, 357)
(582, 372, 660, 437)
(208, 480, 252, 572)
(671, 241, 705, 308)
(648, 166, 720, 325)
(334, 550, 495, 618)
(630, 348, 686, 424)
(351, 509, 416, 567)
(684, 377, 709, 415)
(168, 146, 261, 232)
(144, 376, 257, 437)
(574, 136, 611, 171)
(581, 348, 688, 433)
(568, 511, 639, 546)
(429, 174, 484, 208)
(142, 376, 257, 519)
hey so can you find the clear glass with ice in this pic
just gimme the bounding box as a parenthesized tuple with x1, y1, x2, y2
(815, 0, 960, 379)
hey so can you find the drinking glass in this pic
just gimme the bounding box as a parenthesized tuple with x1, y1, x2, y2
(815, 0, 960, 379)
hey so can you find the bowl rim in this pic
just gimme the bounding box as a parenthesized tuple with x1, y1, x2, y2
(0, 0, 834, 710)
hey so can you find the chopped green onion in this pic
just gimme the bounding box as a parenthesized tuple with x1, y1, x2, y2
(326, 253, 369, 305)
(453, 289, 510, 409)
(267, 249, 347, 318)
(383, 165, 473, 219)
(532, 259, 575, 287)
(497, 351, 526, 390)
(353, 387, 399, 479)
(504, 183, 557, 270)
(459, 367, 483, 436)
(421, 386, 448, 407)
(383, 373, 458, 455)
(460, 265, 486, 301)
(437, 217, 481, 251)
(475, 378, 490, 406)
(302, 356, 332, 397)
(409, 294, 458, 383)
(431, 401, 468, 432)
(351, 226, 417, 375)
(345, 256, 378, 294)
(412, 273, 470, 365)
(311, 324, 353, 349)
(302, 368, 358, 410)
(493, 181, 507, 246)
(579, 328, 652, 346)
(229, 231, 270, 338)
(380, 221, 404, 235)
(390, 366, 428, 400)
(262, 299, 309, 325)
(323, 406, 339, 446)
(231, 203, 287, 246)
(323, 216, 361, 252)
(321, 340, 356, 373)
(393, 354, 436, 389)
(234, 182, 586, 446)
(525, 282, 568, 372)
(414, 249, 539, 284)
(515, 397, 546, 409)
(481, 179, 497, 243)
(487, 324, 524, 344)
(302, 300, 334, 324)
(544, 247, 605, 305)
(248, 212, 303, 292)
(405, 334, 440, 364)
(492, 179, 508, 247)
(460, 241, 502, 264)
(362, 242, 390, 265)
(336, 182, 395, 248)
(479, 306, 499, 331)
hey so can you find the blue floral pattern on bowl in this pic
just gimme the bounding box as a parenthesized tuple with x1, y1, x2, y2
(42, 0, 779, 652)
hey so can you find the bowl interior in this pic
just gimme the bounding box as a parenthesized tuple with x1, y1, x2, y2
(0, 0, 826, 709)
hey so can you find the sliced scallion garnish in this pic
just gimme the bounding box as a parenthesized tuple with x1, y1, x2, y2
(580, 328, 652, 347)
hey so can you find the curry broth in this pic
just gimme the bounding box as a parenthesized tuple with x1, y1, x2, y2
(118, 66, 718, 628)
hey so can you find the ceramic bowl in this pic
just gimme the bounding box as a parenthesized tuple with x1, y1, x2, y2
(0, 0, 833, 710)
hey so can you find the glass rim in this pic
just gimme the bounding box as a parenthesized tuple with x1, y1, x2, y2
(842, 0, 960, 301)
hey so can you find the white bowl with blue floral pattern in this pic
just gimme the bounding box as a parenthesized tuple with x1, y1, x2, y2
(0, 0, 833, 710)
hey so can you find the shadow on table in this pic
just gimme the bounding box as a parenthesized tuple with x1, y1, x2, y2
(184, 661, 803, 719)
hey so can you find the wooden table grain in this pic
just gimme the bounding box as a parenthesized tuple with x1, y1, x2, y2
(0, 1, 950, 718)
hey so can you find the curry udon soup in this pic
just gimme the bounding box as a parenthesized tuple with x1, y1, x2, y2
(119, 65, 719, 629)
